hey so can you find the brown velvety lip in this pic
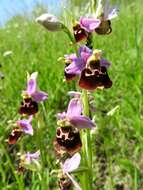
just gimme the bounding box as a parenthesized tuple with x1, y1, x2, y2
(8, 128, 22, 144)
(19, 97, 38, 115)
(55, 127, 82, 155)
(79, 67, 112, 90)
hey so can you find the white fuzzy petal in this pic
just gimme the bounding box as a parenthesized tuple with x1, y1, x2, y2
(36, 13, 62, 31)
(107, 7, 118, 20)
(30, 72, 38, 80)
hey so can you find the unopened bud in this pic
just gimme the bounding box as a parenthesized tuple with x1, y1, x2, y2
(36, 13, 62, 32)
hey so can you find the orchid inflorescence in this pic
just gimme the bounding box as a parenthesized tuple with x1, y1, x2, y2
(36, 0, 118, 189)
(8, 72, 48, 171)
(8, 0, 118, 189)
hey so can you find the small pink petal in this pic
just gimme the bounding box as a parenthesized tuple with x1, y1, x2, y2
(69, 115, 95, 129)
(26, 72, 38, 95)
(32, 91, 48, 102)
(78, 45, 92, 62)
(100, 59, 111, 68)
(17, 120, 33, 135)
(57, 112, 66, 120)
(25, 150, 40, 164)
(62, 153, 81, 173)
(68, 91, 81, 98)
(107, 7, 118, 20)
(65, 58, 85, 75)
(65, 54, 77, 62)
(28, 115, 33, 122)
(79, 17, 101, 32)
(67, 99, 82, 118)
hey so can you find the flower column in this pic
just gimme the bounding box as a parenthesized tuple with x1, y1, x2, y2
(36, 0, 118, 189)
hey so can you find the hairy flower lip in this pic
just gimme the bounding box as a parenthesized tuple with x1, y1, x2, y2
(64, 46, 112, 90)
(55, 126, 82, 156)
(95, 20, 112, 35)
(18, 97, 39, 116)
(73, 23, 89, 42)
(8, 128, 22, 144)
(79, 67, 112, 90)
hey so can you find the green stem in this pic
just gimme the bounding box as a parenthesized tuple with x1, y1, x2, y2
(62, 22, 93, 189)
(36, 114, 50, 190)
(62, 24, 78, 54)
(81, 129, 89, 190)
(1, 144, 24, 190)
(81, 90, 93, 190)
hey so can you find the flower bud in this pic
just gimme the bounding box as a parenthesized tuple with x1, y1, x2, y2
(19, 151, 41, 171)
(36, 13, 62, 32)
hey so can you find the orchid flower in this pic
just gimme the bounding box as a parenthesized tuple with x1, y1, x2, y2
(23, 72, 48, 102)
(101, 0, 118, 21)
(64, 46, 112, 90)
(65, 46, 110, 76)
(19, 72, 48, 115)
(19, 150, 41, 171)
(8, 116, 33, 144)
(73, 15, 100, 42)
(24, 151, 40, 164)
(94, 0, 119, 34)
(78, 0, 118, 34)
(62, 153, 81, 190)
(73, 22, 89, 42)
(36, 13, 62, 31)
(57, 97, 95, 129)
(17, 115, 33, 135)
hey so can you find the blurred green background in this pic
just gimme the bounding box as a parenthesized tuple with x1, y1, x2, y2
(0, 0, 143, 189)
